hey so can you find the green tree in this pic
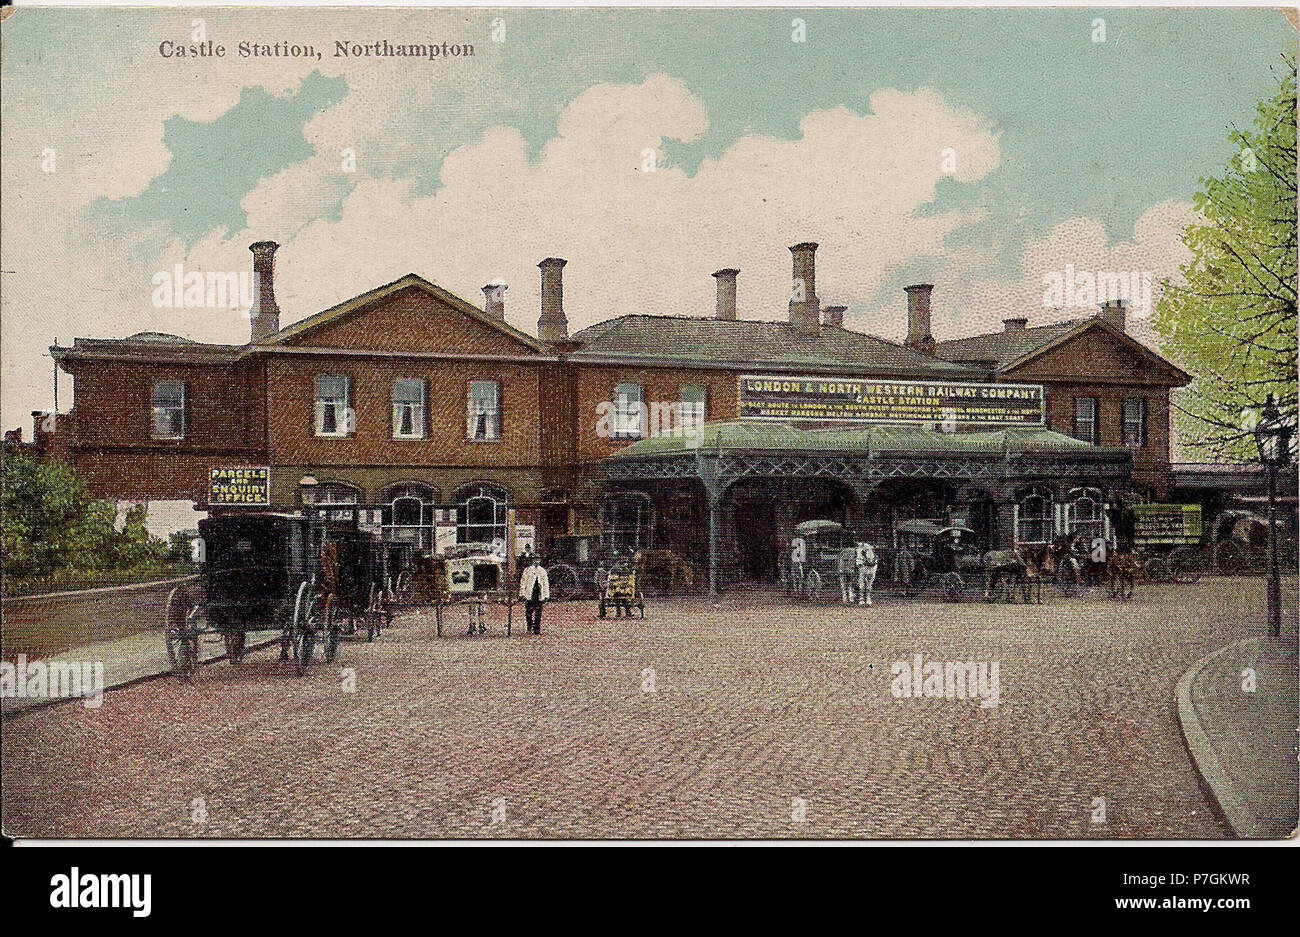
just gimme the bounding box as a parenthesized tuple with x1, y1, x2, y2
(1154, 51, 1298, 462)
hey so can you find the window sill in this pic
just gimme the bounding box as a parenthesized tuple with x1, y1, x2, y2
(466, 436, 503, 443)
(151, 436, 186, 442)
(392, 435, 427, 442)
(314, 434, 352, 440)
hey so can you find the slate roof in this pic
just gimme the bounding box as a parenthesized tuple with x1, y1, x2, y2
(569, 315, 978, 377)
(933, 320, 1083, 369)
(610, 420, 1124, 459)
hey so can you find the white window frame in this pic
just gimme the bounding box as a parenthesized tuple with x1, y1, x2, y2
(467, 380, 500, 441)
(1073, 396, 1097, 444)
(1122, 396, 1147, 447)
(680, 384, 707, 432)
(315, 374, 351, 438)
(613, 383, 645, 440)
(1015, 487, 1053, 546)
(456, 484, 508, 545)
(1066, 487, 1105, 544)
(151, 380, 186, 440)
(392, 379, 426, 440)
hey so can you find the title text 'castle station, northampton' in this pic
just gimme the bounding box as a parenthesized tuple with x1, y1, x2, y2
(38, 239, 1233, 588)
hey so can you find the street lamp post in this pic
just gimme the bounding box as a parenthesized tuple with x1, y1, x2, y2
(1252, 394, 1291, 638)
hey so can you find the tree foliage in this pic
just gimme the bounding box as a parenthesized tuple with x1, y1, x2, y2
(1, 452, 174, 590)
(1154, 51, 1298, 462)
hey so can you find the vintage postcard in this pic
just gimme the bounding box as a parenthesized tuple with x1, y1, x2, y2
(1, 2, 1296, 859)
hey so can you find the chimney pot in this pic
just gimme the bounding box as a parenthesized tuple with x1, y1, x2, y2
(788, 242, 820, 337)
(904, 284, 935, 354)
(538, 258, 569, 342)
(1098, 299, 1127, 333)
(1003, 316, 1028, 332)
(248, 241, 281, 343)
(482, 281, 507, 321)
(824, 305, 847, 329)
(712, 268, 739, 320)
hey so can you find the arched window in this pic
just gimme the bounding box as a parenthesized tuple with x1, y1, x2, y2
(306, 483, 359, 523)
(381, 483, 437, 548)
(1066, 487, 1104, 544)
(1015, 487, 1053, 546)
(601, 492, 654, 552)
(456, 484, 508, 546)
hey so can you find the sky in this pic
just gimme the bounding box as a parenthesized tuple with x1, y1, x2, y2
(1, 6, 1295, 433)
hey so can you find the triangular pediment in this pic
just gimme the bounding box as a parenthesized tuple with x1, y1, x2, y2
(1002, 319, 1190, 386)
(257, 274, 543, 356)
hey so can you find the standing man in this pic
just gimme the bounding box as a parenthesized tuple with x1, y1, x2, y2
(519, 554, 550, 634)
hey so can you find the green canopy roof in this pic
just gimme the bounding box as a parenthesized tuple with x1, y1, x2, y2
(609, 421, 1124, 459)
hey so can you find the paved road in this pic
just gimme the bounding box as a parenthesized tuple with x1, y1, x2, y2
(3, 578, 1284, 839)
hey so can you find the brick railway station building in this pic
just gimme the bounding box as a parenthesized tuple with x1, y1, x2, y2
(38, 239, 1199, 587)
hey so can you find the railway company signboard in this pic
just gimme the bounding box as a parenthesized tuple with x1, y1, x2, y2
(1132, 503, 1203, 545)
(738, 375, 1045, 426)
(208, 466, 271, 507)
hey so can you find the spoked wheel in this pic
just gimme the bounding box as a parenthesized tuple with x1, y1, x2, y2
(548, 565, 580, 601)
(164, 584, 202, 680)
(941, 572, 963, 602)
(803, 569, 823, 599)
(291, 582, 321, 676)
(1055, 562, 1080, 597)
(1145, 556, 1172, 584)
(323, 596, 342, 664)
(224, 631, 246, 664)
(1110, 570, 1135, 601)
(1169, 547, 1203, 584)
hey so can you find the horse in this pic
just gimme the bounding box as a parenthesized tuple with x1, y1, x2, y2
(836, 542, 878, 606)
(981, 548, 1027, 603)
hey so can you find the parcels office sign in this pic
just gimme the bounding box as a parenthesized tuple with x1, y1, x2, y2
(209, 467, 271, 506)
(738, 376, 1045, 426)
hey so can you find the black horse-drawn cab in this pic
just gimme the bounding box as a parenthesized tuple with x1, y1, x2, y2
(166, 513, 326, 678)
(893, 520, 982, 601)
(165, 512, 391, 679)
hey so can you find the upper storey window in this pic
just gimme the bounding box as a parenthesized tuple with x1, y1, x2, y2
(315, 375, 351, 437)
(151, 381, 186, 439)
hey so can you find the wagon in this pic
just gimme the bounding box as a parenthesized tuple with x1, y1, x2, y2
(163, 513, 331, 679)
(893, 520, 982, 601)
(1210, 509, 1297, 575)
(319, 528, 391, 644)
(545, 534, 616, 599)
(789, 519, 857, 598)
(435, 544, 516, 636)
(598, 564, 645, 618)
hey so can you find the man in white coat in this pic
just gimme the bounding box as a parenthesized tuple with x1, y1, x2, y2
(519, 554, 550, 634)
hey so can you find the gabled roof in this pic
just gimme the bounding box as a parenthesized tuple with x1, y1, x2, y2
(569, 315, 978, 378)
(610, 420, 1124, 459)
(257, 273, 545, 353)
(935, 319, 1083, 369)
(936, 316, 1192, 384)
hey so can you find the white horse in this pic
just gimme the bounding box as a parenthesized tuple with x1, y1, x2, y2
(836, 542, 878, 606)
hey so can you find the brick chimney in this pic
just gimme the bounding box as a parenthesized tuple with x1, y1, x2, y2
(248, 241, 281, 343)
(482, 280, 507, 321)
(904, 284, 935, 353)
(713, 268, 739, 320)
(1098, 299, 1126, 333)
(788, 242, 821, 337)
(824, 304, 846, 329)
(1003, 316, 1028, 332)
(537, 258, 568, 342)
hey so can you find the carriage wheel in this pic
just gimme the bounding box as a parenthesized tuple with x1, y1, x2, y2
(1110, 570, 1135, 601)
(164, 585, 202, 679)
(549, 565, 580, 601)
(365, 584, 380, 641)
(1055, 563, 1079, 597)
(323, 597, 343, 663)
(1169, 547, 1203, 584)
(292, 584, 321, 676)
(941, 572, 963, 602)
(224, 632, 245, 664)
(1145, 556, 1172, 583)
(804, 569, 823, 599)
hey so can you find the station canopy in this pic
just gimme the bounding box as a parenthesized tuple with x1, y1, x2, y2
(610, 421, 1120, 460)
